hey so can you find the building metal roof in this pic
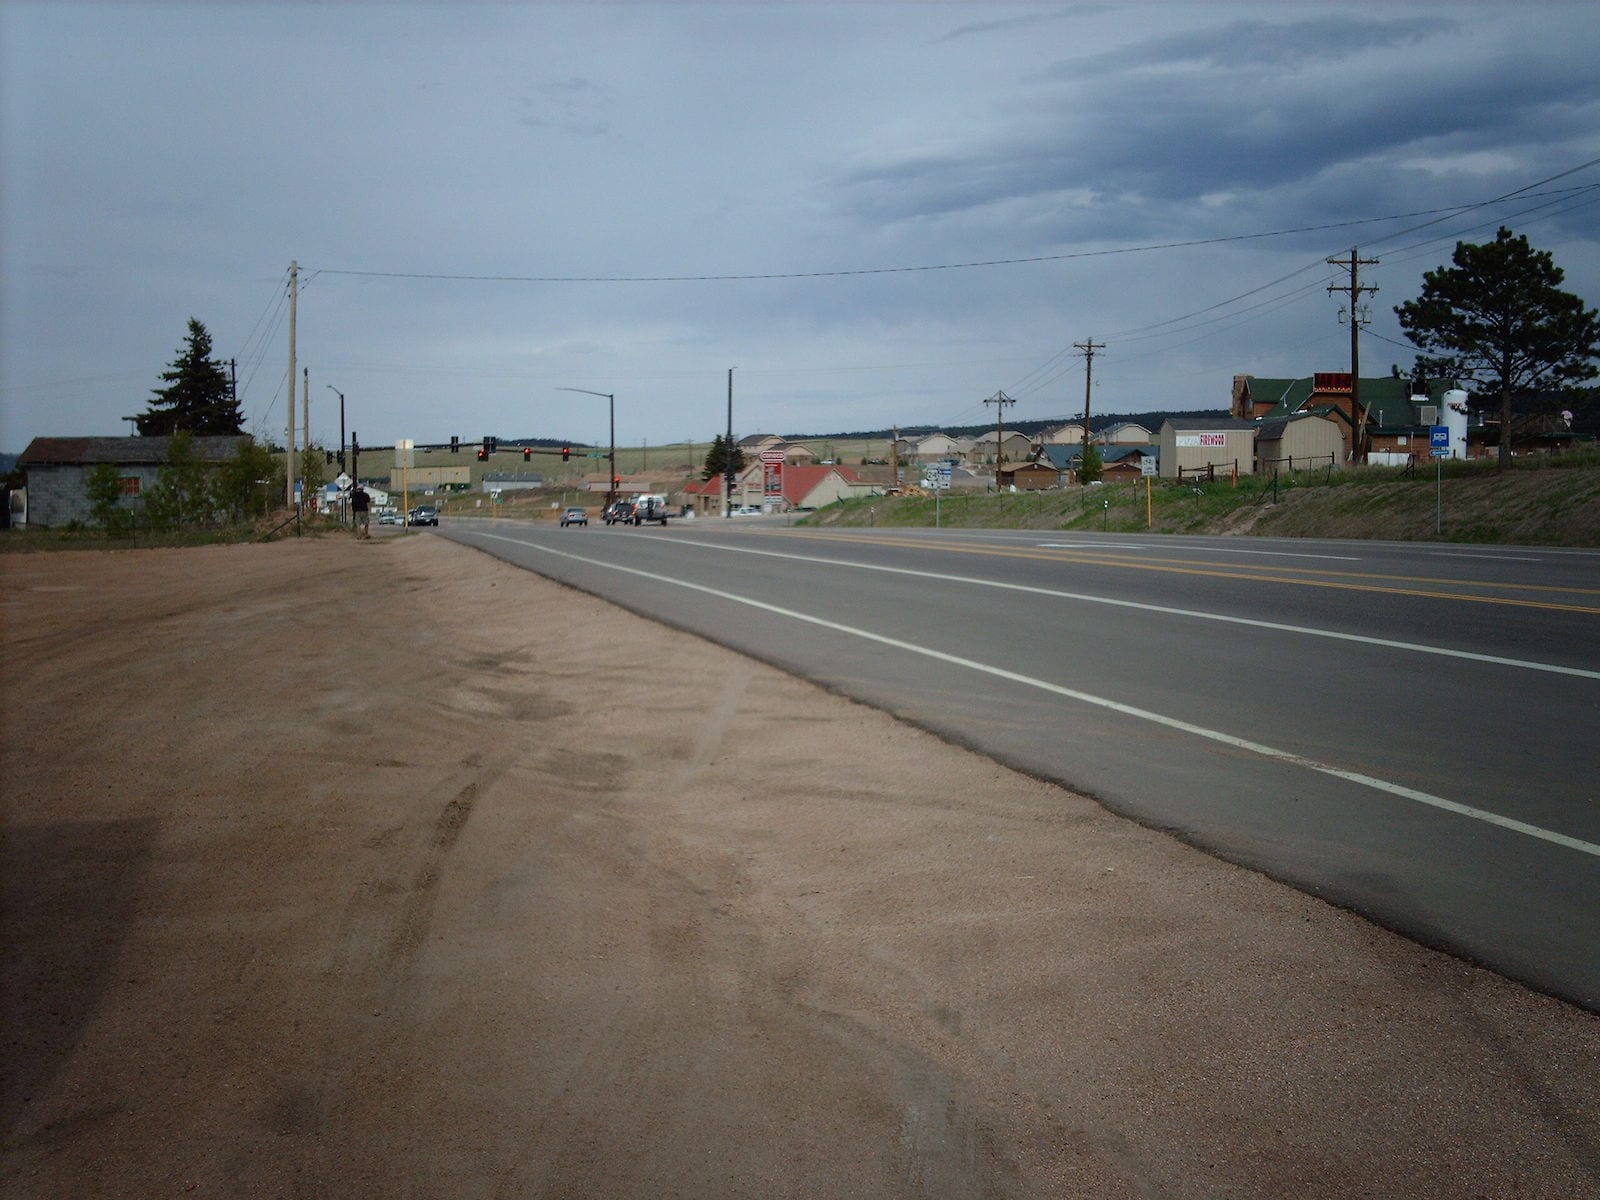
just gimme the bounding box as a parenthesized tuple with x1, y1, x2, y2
(19, 435, 251, 466)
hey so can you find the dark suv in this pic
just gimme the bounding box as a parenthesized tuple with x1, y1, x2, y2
(603, 501, 636, 525)
(407, 505, 439, 526)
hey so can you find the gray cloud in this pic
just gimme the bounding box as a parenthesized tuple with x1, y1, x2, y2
(516, 77, 611, 137)
(834, 34, 1600, 244)
(1055, 15, 1452, 78)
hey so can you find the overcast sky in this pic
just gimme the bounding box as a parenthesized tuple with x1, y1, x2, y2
(3, 2, 1598, 455)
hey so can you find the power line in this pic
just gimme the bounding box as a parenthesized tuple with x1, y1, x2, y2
(305, 193, 1595, 286)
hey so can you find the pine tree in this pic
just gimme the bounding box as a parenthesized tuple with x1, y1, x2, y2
(1395, 228, 1600, 469)
(136, 318, 243, 436)
(701, 434, 746, 481)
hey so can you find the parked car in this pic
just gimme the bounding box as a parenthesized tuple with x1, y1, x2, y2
(734, 505, 763, 516)
(377, 512, 399, 525)
(603, 501, 636, 525)
(559, 506, 588, 527)
(407, 505, 439, 526)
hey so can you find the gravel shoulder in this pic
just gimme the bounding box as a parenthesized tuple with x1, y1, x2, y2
(3, 532, 1597, 1198)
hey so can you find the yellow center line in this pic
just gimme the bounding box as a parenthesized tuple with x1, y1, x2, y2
(745, 530, 1600, 615)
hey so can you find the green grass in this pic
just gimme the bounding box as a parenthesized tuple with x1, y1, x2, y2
(802, 454, 1600, 547)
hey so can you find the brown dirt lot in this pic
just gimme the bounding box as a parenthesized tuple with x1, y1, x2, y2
(3, 532, 1598, 1198)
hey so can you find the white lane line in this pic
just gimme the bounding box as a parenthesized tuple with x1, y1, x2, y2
(665, 533, 1600, 682)
(1034, 542, 1155, 550)
(1423, 552, 1545, 562)
(1036, 542, 1361, 561)
(467, 529, 1600, 861)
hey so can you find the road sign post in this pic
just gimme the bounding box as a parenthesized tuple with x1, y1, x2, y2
(1429, 425, 1451, 534)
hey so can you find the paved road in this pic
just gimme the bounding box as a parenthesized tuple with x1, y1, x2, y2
(440, 517, 1600, 1010)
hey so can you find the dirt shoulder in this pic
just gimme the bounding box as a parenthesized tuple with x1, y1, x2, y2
(3, 533, 1597, 1198)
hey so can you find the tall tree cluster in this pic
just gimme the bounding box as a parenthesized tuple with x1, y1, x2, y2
(136, 318, 245, 437)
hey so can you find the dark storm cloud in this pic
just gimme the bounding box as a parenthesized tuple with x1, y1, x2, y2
(834, 24, 1600, 246)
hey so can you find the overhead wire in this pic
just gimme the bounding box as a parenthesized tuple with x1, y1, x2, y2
(304, 196, 1589, 286)
(270, 159, 1598, 430)
(1001, 167, 1600, 398)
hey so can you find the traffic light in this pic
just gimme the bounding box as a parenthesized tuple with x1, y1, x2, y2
(485, 436, 497, 455)
(562, 445, 570, 462)
(450, 435, 459, 454)
(523, 447, 532, 462)
(325, 450, 334, 465)
(612, 475, 620, 488)
(337, 450, 345, 469)
(477, 446, 488, 461)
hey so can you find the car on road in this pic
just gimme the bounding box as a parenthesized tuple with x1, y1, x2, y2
(734, 505, 763, 516)
(407, 505, 439, 526)
(604, 501, 636, 525)
(378, 512, 399, 525)
(559, 507, 588, 527)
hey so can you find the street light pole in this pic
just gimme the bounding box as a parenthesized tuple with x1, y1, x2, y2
(555, 388, 615, 508)
(326, 384, 346, 523)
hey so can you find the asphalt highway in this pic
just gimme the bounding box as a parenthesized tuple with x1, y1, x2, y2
(440, 517, 1600, 1011)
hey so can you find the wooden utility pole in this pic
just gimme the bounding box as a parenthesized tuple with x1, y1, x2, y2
(302, 367, 310, 457)
(724, 368, 735, 517)
(1328, 250, 1378, 463)
(983, 390, 1015, 489)
(286, 261, 297, 507)
(1075, 338, 1103, 483)
(890, 426, 900, 490)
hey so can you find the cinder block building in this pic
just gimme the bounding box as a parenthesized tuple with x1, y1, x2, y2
(17, 435, 250, 527)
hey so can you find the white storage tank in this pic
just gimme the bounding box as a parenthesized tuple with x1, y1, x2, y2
(1444, 388, 1469, 459)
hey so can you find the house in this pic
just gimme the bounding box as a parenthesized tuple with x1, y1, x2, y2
(1231, 373, 1479, 463)
(1157, 419, 1256, 479)
(1037, 423, 1087, 446)
(682, 475, 728, 517)
(1097, 421, 1154, 446)
(17, 434, 251, 527)
(777, 464, 875, 510)
(681, 463, 874, 514)
(969, 429, 1034, 466)
(1035, 443, 1158, 484)
(1001, 461, 1063, 490)
(908, 432, 966, 462)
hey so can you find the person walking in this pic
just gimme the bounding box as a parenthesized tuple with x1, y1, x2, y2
(351, 482, 370, 539)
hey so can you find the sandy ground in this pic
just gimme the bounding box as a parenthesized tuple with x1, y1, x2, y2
(2, 530, 1597, 1199)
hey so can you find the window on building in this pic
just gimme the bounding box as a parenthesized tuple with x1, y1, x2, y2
(118, 476, 141, 497)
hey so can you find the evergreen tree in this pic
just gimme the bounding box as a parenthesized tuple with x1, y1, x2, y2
(136, 318, 243, 436)
(701, 434, 746, 481)
(1395, 228, 1600, 468)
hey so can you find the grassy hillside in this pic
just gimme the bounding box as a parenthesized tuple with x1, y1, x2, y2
(802, 453, 1600, 548)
